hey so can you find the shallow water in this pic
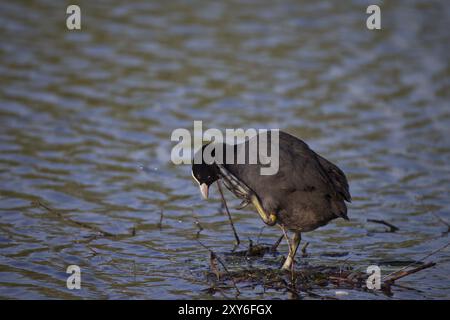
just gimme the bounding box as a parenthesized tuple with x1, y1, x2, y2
(0, 0, 449, 299)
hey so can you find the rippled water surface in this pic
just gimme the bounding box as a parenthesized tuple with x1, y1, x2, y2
(1, 0, 449, 299)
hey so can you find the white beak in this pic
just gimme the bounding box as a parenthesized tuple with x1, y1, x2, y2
(199, 183, 209, 199)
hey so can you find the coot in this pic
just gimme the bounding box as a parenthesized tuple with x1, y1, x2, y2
(192, 131, 351, 270)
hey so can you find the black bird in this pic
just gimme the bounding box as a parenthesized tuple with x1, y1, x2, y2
(192, 131, 351, 270)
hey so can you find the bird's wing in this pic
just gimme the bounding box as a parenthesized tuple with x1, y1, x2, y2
(315, 153, 351, 202)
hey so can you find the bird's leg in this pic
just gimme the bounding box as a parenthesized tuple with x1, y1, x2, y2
(290, 232, 301, 273)
(280, 225, 292, 270)
(281, 228, 301, 271)
(288, 232, 301, 284)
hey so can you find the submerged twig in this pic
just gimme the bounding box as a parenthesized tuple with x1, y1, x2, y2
(367, 219, 399, 232)
(271, 234, 284, 253)
(32, 200, 114, 237)
(385, 262, 436, 284)
(194, 218, 204, 239)
(256, 226, 265, 244)
(210, 252, 221, 280)
(86, 245, 99, 257)
(132, 260, 137, 283)
(430, 212, 450, 234)
(217, 181, 240, 246)
(157, 209, 164, 230)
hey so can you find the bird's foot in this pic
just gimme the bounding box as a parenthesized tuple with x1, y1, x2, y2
(250, 194, 277, 226)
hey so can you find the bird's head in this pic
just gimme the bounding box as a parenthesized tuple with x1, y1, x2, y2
(191, 144, 220, 199)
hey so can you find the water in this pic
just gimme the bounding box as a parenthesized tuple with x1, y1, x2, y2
(0, 0, 449, 299)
